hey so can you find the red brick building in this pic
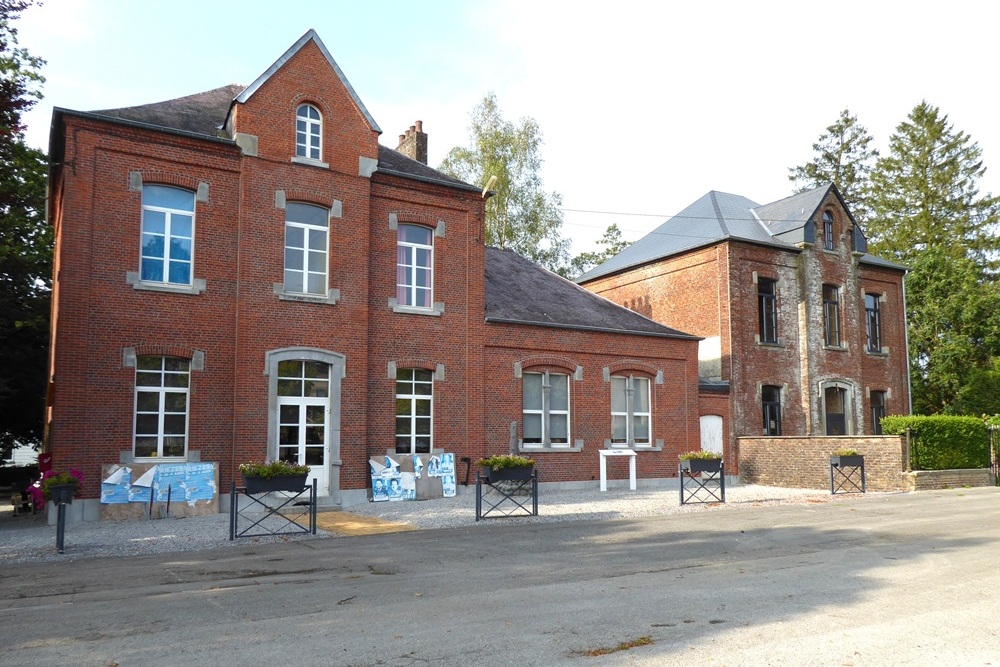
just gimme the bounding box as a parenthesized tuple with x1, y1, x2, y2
(579, 187, 911, 457)
(45, 31, 715, 517)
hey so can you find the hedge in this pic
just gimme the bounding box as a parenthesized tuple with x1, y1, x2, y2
(881, 415, 989, 470)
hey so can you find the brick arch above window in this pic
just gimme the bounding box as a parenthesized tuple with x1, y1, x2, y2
(274, 189, 342, 218)
(388, 212, 446, 237)
(289, 94, 330, 116)
(123, 345, 205, 371)
(603, 360, 663, 384)
(387, 359, 445, 381)
(129, 170, 208, 203)
(514, 356, 583, 380)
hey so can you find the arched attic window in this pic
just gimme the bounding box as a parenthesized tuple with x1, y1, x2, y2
(296, 104, 322, 161)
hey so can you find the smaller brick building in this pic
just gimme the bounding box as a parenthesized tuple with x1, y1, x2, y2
(579, 186, 911, 456)
(44, 30, 722, 519)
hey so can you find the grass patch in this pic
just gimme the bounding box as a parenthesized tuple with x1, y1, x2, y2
(580, 636, 653, 657)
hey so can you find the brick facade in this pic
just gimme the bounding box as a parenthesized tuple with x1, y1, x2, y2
(582, 189, 911, 454)
(45, 32, 720, 514)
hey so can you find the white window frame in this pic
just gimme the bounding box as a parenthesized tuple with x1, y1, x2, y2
(284, 203, 329, 296)
(140, 185, 195, 286)
(395, 368, 433, 454)
(396, 224, 434, 309)
(522, 371, 570, 448)
(276, 359, 330, 470)
(296, 104, 322, 160)
(610, 375, 651, 447)
(133, 356, 190, 460)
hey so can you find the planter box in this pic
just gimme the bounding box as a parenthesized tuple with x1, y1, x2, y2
(831, 455, 864, 468)
(242, 474, 308, 494)
(47, 483, 76, 505)
(680, 459, 723, 474)
(482, 466, 534, 482)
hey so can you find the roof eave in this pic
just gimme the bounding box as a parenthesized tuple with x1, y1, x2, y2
(52, 107, 238, 148)
(374, 166, 482, 194)
(484, 316, 702, 341)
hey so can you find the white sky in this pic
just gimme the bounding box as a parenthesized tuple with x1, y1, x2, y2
(17, 0, 1000, 255)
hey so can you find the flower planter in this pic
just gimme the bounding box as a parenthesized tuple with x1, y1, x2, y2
(679, 458, 723, 474)
(482, 466, 534, 482)
(242, 474, 309, 494)
(830, 455, 864, 468)
(47, 483, 76, 505)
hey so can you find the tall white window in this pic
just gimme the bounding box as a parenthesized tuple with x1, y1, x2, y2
(284, 203, 329, 295)
(396, 224, 433, 308)
(611, 375, 651, 446)
(396, 368, 433, 454)
(134, 356, 189, 459)
(276, 360, 329, 469)
(141, 185, 194, 285)
(523, 371, 569, 447)
(296, 104, 322, 160)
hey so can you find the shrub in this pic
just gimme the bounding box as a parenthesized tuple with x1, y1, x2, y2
(832, 448, 861, 457)
(476, 454, 535, 470)
(239, 460, 310, 478)
(678, 450, 722, 460)
(882, 415, 989, 470)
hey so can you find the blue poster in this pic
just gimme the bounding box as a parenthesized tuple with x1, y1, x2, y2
(439, 453, 455, 476)
(442, 474, 456, 498)
(372, 476, 389, 502)
(100, 467, 132, 504)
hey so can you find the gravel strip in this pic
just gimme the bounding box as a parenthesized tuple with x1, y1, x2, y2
(0, 485, 864, 565)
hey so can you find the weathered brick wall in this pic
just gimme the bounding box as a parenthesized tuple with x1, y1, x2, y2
(738, 436, 907, 491)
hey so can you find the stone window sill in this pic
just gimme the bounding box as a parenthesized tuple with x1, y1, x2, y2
(126, 272, 206, 295)
(274, 284, 340, 305)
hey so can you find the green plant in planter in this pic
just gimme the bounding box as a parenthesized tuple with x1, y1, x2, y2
(41, 471, 83, 501)
(476, 454, 535, 470)
(678, 450, 722, 460)
(239, 460, 311, 478)
(832, 448, 861, 457)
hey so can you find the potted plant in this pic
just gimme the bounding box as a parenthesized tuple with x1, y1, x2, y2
(830, 448, 864, 467)
(476, 454, 535, 482)
(25, 468, 84, 510)
(239, 460, 311, 493)
(678, 450, 724, 474)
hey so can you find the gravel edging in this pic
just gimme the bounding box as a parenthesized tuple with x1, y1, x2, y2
(0, 485, 869, 566)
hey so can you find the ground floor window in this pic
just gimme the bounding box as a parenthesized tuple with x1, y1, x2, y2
(523, 371, 570, 447)
(822, 383, 853, 435)
(134, 356, 189, 459)
(762, 385, 781, 436)
(611, 375, 651, 446)
(396, 368, 433, 454)
(870, 390, 886, 435)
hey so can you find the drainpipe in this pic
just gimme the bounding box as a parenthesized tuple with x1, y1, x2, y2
(902, 270, 913, 415)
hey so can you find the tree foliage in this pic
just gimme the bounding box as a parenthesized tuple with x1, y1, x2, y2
(867, 101, 1000, 414)
(0, 0, 50, 457)
(788, 108, 878, 221)
(440, 92, 570, 272)
(564, 223, 631, 278)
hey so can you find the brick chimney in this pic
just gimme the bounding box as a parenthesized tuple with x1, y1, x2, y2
(396, 120, 428, 165)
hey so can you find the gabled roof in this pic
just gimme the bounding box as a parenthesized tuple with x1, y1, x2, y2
(228, 29, 380, 135)
(51, 30, 478, 194)
(576, 190, 791, 282)
(486, 247, 699, 340)
(577, 184, 905, 282)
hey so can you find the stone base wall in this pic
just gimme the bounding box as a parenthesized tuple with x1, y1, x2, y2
(738, 436, 906, 492)
(903, 469, 995, 491)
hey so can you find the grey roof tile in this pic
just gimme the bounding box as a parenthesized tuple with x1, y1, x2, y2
(90, 84, 243, 138)
(486, 247, 698, 339)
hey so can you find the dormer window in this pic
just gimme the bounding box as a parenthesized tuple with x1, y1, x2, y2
(296, 104, 322, 160)
(822, 211, 834, 250)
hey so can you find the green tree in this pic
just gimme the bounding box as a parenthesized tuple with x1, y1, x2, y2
(953, 357, 1000, 417)
(0, 0, 50, 458)
(440, 92, 569, 272)
(788, 108, 878, 221)
(867, 101, 1000, 414)
(565, 223, 631, 278)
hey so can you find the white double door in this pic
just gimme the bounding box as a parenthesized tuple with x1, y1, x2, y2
(277, 395, 329, 496)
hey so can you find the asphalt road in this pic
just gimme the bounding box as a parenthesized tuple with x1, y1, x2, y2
(2, 487, 999, 666)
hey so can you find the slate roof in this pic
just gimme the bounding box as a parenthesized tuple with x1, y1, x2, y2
(52, 31, 478, 193)
(577, 185, 905, 282)
(485, 247, 699, 339)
